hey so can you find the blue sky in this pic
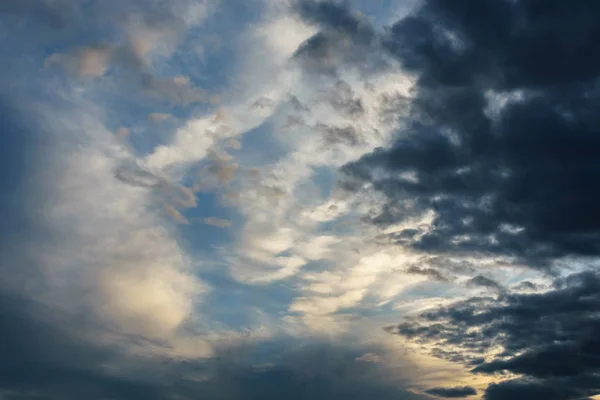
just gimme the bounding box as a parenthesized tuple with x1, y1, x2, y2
(2, 1, 600, 400)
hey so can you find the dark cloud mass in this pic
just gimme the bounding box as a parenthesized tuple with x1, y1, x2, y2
(424, 386, 476, 398)
(388, 270, 600, 399)
(339, 0, 600, 266)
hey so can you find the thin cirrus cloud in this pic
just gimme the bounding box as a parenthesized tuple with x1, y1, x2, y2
(2, 1, 600, 400)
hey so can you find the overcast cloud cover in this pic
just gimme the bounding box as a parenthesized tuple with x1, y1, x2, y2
(1, 1, 600, 399)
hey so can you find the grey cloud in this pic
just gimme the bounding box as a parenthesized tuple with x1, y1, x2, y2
(326, 80, 364, 117)
(292, 0, 385, 75)
(202, 216, 232, 228)
(466, 276, 503, 292)
(147, 112, 172, 123)
(406, 266, 449, 283)
(282, 115, 305, 130)
(511, 280, 546, 292)
(483, 379, 595, 400)
(251, 97, 276, 109)
(336, 0, 600, 267)
(289, 95, 311, 113)
(388, 270, 600, 399)
(183, 342, 434, 400)
(317, 123, 362, 147)
(198, 151, 239, 187)
(400, 256, 476, 283)
(114, 163, 164, 188)
(0, 293, 166, 400)
(424, 386, 476, 398)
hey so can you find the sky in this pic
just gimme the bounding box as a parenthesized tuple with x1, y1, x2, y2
(1, 1, 600, 399)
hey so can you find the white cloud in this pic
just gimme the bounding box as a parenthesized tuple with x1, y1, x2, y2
(19, 98, 210, 358)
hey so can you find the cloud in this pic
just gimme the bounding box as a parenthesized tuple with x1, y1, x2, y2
(178, 341, 434, 400)
(337, 0, 600, 268)
(147, 112, 172, 123)
(356, 353, 383, 364)
(483, 379, 595, 400)
(388, 270, 600, 399)
(406, 266, 450, 283)
(45, 44, 113, 77)
(164, 203, 191, 224)
(35, 0, 215, 104)
(11, 1, 600, 399)
(0, 93, 210, 356)
(424, 386, 476, 398)
(226, 138, 242, 150)
(0, 293, 168, 400)
(291, 0, 382, 75)
(466, 276, 503, 292)
(0, 295, 433, 400)
(0, 92, 219, 400)
(202, 216, 232, 228)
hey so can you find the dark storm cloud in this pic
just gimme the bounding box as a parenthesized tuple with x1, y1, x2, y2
(388, 270, 600, 399)
(424, 386, 476, 398)
(332, 0, 600, 266)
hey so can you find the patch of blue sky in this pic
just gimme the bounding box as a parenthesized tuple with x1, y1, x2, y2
(0, 100, 40, 248)
(309, 166, 337, 198)
(199, 271, 297, 330)
(234, 120, 291, 167)
(397, 279, 460, 303)
(148, 0, 268, 95)
(177, 191, 236, 250)
(335, 304, 384, 321)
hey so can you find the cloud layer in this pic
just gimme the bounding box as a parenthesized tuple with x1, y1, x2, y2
(3, 0, 600, 399)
